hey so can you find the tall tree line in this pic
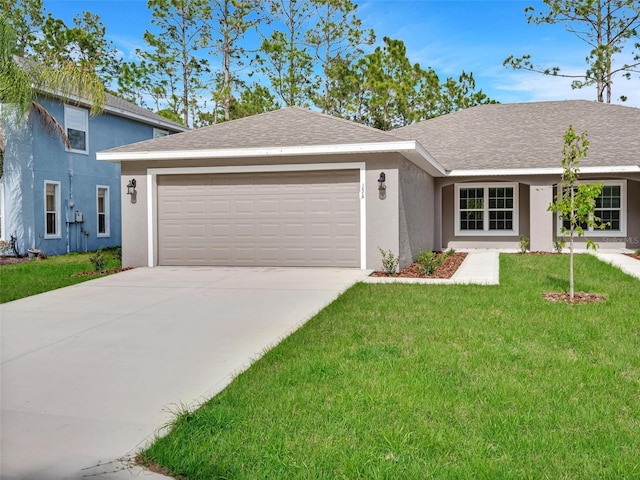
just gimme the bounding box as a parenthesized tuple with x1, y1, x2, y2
(2, 0, 498, 129)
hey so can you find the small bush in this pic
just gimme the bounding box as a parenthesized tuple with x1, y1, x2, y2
(112, 247, 122, 266)
(89, 247, 108, 272)
(378, 247, 399, 275)
(445, 248, 456, 257)
(416, 249, 443, 276)
(519, 235, 530, 254)
(553, 238, 566, 254)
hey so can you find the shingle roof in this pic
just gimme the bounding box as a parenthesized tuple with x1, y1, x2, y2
(103, 106, 402, 154)
(15, 55, 185, 132)
(393, 100, 640, 171)
(104, 93, 186, 132)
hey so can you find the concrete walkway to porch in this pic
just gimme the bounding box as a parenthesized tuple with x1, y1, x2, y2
(593, 251, 640, 280)
(364, 250, 500, 285)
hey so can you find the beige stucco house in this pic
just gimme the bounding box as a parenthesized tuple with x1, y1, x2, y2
(97, 100, 640, 270)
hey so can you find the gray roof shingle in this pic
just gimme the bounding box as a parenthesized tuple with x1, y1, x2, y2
(103, 106, 402, 154)
(104, 93, 186, 131)
(393, 100, 640, 171)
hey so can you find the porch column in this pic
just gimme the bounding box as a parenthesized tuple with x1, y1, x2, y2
(529, 184, 554, 252)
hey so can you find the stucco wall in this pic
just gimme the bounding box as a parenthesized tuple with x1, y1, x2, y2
(119, 153, 403, 269)
(120, 163, 150, 268)
(550, 175, 638, 250)
(398, 157, 434, 267)
(366, 155, 400, 270)
(438, 174, 639, 252)
(439, 179, 525, 250)
(627, 179, 640, 250)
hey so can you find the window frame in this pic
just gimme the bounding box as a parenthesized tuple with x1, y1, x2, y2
(153, 128, 169, 138)
(556, 180, 627, 237)
(455, 182, 519, 236)
(44, 181, 61, 239)
(96, 185, 110, 237)
(64, 104, 89, 154)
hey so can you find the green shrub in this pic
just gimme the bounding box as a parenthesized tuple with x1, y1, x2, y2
(112, 247, 122, 266)
(416, 249, 443, 276)
(519, 234, 530, 254)
(553, 238, 566, 254)
(89, 247, 108, 272)
(378, 247, 399, 275)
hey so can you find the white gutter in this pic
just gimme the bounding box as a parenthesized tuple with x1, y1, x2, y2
(102, 105, 188, 132)
(96, 140, 448, 176)
(448, 165, 640, 177)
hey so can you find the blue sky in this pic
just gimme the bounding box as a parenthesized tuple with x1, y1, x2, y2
(44, 0, 640, 108)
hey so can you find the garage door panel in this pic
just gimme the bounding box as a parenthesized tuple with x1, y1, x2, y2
(158, 170, 360, 267)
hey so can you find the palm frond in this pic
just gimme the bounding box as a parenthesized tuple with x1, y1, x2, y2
(0, 61, 33, 116)
(30, 100, 70, 149)
(34, 61, 107, 115)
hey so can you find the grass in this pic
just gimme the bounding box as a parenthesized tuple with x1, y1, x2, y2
(0, 249, 121, 303)
(140, 254, 640, 479)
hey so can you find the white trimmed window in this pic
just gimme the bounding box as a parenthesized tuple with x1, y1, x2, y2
(455, 183, 519, 236)
(153, 128, 169, 138)
(45, 181, 61, 238)
(64, 105, 89, 154)
(97, 186, 110, 237)
(558, 180, 626, 236)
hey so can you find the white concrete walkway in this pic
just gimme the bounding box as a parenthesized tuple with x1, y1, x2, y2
(364, 250, 500, 285)
(593, 251, 640, 280)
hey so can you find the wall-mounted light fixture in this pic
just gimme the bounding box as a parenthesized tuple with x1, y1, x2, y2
(378, 172, 386, 191)
(126, 179, 137, 195)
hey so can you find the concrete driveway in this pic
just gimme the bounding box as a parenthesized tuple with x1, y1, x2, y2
(0, 267, 369, 480)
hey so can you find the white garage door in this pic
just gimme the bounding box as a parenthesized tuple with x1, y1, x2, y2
(157, 170, 360, 267)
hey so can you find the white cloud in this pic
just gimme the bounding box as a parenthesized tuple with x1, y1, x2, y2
(494, 66, 640, 108)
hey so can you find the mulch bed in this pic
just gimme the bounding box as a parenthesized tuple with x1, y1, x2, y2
(543, 291, 607, 304)
(370, 252, 467, 279)
(72, 267, 133, 277)
(0, 255, 30, 265)
(625, 253, 640, 261)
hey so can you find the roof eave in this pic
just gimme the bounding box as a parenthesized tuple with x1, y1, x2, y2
(97, 141, 449, 176)
(37, 87, 188, 133)
(448, 165, 640, 177)
(103, 104, 189, 132)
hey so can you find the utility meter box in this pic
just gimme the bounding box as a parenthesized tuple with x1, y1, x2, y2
(75, 211, 84, 223)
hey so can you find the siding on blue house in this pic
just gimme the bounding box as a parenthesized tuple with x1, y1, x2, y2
(1, 95, 185, 256)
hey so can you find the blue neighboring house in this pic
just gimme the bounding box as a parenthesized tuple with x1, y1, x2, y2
(1, 92, 186, 256)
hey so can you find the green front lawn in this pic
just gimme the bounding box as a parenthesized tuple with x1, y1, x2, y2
(0, 250, 121, 303)
(141, 254, 640, 479)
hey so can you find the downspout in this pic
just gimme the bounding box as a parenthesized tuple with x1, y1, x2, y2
(66, 169, 74, 253)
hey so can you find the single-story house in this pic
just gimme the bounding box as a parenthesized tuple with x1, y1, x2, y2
(97, 100, 640, 270)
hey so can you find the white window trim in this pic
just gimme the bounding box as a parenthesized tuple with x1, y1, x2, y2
(555, 180, 627, 237)
(96, 185, 110, 237)
(64, 104, 89, 154)
(153, 128, 169, 138)
(0, 183, 5, 241)
(44, 180, 61, 239)
(455, 182, 519, 236)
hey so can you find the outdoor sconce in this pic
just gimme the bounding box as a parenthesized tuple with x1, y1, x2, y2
(378, 172, 386, 191)
(126, 178, 137, 195)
